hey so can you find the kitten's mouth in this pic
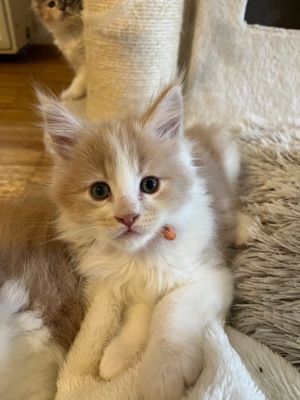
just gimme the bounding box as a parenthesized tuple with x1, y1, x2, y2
(117, 229, 139, 239)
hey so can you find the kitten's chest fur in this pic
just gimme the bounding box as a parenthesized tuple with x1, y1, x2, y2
(80, 247, 198, 305)
(78, 203, 218, 305)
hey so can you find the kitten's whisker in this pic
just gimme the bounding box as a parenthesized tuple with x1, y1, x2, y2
(57, 226, 98, 241)
(20, 226, 98, 246)
(82, 230, 111, 263)
(87, 233, 110, 266)
(4, 223, 53, 227)
(83, 239, 100, 265)
(75, 235, 99, 260)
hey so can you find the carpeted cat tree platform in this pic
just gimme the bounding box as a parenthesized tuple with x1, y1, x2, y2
(56, 1, 300, 399)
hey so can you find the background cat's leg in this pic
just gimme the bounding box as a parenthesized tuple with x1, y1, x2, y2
(61, 66, 86, 101)
(57, 286, 121, 388)
(100, 302, 152, 380)
(137, 267, 233, 400)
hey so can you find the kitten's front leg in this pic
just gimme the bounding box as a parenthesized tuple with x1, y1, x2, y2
(138, 267, 233, 400)
(100, 302, 152, 380)
(59, 285, 121, 379)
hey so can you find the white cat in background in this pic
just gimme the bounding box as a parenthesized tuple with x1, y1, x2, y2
(32, 0, 86, 100)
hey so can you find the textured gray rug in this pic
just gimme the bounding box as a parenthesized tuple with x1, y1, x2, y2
(231, 121, 300, 370)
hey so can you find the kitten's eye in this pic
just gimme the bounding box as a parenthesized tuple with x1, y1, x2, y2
(90, 182, 111, 201)
(140, 177, 159, 194)
(48, 1, 56, 8)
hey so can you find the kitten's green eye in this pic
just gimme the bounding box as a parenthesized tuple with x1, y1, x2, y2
(90, 182, 111, 201)
(48, 1, 56, 8)
(140, 177, 159, 194)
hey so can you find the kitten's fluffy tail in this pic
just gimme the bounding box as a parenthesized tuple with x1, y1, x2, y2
(209, 127, 254, 246)
(213, 127, 241, 189)
(0, 281, 65, 400)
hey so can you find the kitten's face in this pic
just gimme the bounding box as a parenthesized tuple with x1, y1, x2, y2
(32, 0, 81, 27)
(38, 86, 196, 253)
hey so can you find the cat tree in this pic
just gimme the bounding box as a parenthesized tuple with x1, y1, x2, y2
(84, 0, 300, 124)
(56, 1, 300, 398)
(186, 0, 300, 125)
(83, 0, 184, 120)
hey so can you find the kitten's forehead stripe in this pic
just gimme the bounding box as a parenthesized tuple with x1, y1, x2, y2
(80, 121, 147, 185)
(54, 115, 194, 226)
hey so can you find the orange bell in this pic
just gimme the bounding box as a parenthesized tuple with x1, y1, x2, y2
(162, 225, 176, 241)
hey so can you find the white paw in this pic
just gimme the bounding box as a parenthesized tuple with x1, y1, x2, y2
(137, 339, 202, 400)
(61, 86, 86, 101)
(11, 312, 50, 358)
(15, 310, 44, 332)
(0, 281, 29, 314)
(100, 338, 141, 380)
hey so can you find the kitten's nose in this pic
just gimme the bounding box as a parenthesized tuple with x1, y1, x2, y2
(115, 213, 139, 228)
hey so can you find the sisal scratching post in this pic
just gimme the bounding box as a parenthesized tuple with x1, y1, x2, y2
(83, 0, 184, 120)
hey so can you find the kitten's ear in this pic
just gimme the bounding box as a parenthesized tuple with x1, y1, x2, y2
(35, 89, 82, 158)
(144, 84, 183, 140)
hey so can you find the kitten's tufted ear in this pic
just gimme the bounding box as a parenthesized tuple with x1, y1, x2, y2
(144, 84, 183, 140)
(35, 89, 83, 158)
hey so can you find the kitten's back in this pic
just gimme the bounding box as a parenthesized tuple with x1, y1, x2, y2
(187, 125, 240, 248)
(0, 192, 83, 350)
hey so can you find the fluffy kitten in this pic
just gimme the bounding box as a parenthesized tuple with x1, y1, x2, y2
(38, 83, 240, 400)
(32, 0, 86, 100)
(0, 83, 243, 400)
(0, 194, 83, 399)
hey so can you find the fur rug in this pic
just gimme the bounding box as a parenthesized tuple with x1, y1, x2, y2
(54, 294, 300, 400)
(231, 120, 300, 370)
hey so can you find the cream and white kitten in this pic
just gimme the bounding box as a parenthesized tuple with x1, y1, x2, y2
(0, 83, 243, 400)
(40, 84, 240, 400)
(32, 0, 86, 100)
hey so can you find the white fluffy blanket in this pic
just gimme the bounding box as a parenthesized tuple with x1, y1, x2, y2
(55, 290, 300, 400)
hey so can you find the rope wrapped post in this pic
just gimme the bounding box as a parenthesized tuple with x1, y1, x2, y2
(83, 0, 184, 120)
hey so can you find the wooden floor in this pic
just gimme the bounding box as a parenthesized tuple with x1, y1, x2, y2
(0, 45, 72, 198)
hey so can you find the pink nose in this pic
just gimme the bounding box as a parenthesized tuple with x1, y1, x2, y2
(115, 213, 139, 228)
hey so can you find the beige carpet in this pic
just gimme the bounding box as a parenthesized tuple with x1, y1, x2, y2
(231, 119, 300, 370)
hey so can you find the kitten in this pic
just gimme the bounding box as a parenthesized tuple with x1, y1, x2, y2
(0, 193, 84, 399)
(32, 0, 86, 100)
(0, 83, 243, 400)
(37, 83, 241, 400)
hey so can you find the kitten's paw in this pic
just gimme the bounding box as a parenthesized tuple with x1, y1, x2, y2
(15, 310, 44, 332)
(138, 340, 202, 400)
(100, 338, 141, 380)
(14, 311, 51, 353)
(235, 212, 254, 247)
(61, 86, 86, 101)
(0, 281, 29, 314)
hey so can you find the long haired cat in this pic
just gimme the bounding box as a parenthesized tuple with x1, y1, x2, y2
(0, 83, 243, 400)
(32, 0, 86, 100)
(40, 83, 240, 399)
(0, 194, 84, 400)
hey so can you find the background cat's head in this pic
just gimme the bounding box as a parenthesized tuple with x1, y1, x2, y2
(37, 85, 197, 253)
(32, 0, 82, 28)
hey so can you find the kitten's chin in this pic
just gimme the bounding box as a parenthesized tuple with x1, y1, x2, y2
(113, 231, 153, 253)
